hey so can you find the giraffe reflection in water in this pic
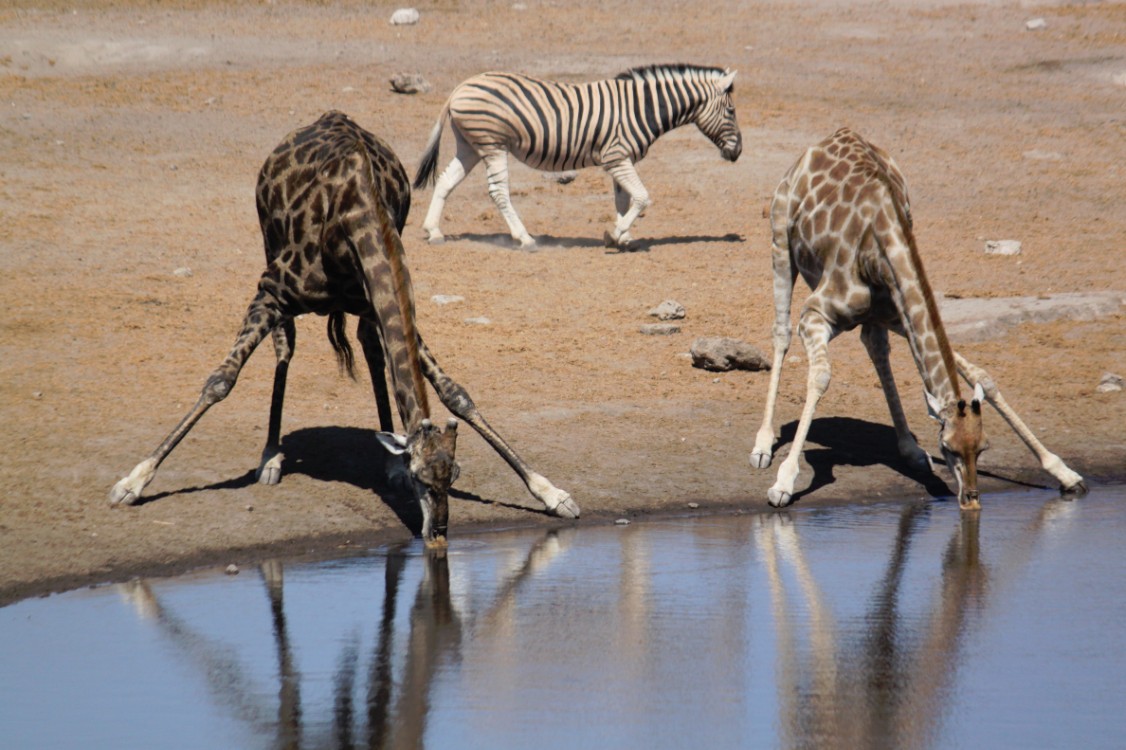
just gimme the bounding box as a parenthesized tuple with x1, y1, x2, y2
(115, 495, 1078, 748)
(754, 496, 1076, 749)
(118, 529, 573, 750)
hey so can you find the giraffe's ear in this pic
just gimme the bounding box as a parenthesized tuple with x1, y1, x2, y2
(375, 432, 409, 456)
(718, 69, 737, 93)
(925, 390, 943, 421)
(972, 382, 985, 405)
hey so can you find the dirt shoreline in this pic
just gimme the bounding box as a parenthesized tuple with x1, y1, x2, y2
(1, 1, 1123, 607)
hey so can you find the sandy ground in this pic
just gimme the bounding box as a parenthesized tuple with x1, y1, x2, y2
(1, 0, 1124, 605)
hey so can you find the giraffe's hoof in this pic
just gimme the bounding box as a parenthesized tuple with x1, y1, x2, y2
(109, 458, 157, 506)
(546, 489, 580, 519)
(1061, 479, 1089, 498)
(750, 450, 773, 470)
(256, 451, 284, 486)
(767, 486, 793, 508)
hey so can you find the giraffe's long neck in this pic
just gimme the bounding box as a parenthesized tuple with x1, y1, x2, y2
(877, 187, 961, 409)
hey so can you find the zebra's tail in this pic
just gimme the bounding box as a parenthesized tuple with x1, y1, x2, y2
(413, 102, 450, 190)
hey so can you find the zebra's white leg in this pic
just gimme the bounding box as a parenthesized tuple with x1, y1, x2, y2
(421, 131, 481, 245)
(481, 150, 535, 248)
(603, 160, 650, 249)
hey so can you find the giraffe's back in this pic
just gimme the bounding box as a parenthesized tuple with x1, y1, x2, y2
(252, 111, 412, 316)
(771, 128, 913, 327)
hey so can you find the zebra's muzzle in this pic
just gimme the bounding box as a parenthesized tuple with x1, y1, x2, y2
(721, 134, 743, 162)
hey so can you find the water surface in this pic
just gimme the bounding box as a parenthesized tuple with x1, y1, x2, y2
(2, 485, 1124, 749)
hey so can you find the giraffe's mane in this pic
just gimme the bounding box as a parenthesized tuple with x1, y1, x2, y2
(867, 145, 961, 400)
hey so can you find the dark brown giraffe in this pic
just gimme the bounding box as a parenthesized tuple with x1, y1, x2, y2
(110, 111, 578, 545)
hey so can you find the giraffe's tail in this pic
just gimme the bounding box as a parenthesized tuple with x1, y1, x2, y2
(327, 311, 357, 380)
(412, 101, 451, 190)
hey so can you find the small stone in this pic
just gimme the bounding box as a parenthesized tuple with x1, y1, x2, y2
(615, 518, 630, 526)
(648, 300, 686, 321)
(549, 171, 578, 184)
(1023, 149, 1062, 161)
(172, 267, 193, 277)
(690, 337, 770, 372)
(225, 564, 240, 575)
(640, 323, 680, 336)
(688, 502, 700, 509)
(390, 8, 420, 25)
(245, 504, 254, 512)
(1096, 372, 1124, 393)
(984, 240, 1022, 256)
(31, 391, 42, 400)
(464, 316, 491, 325)
(1025, 17, 1047, 31)
(389, 72, 431, 94)
(431, 294, 465, 305)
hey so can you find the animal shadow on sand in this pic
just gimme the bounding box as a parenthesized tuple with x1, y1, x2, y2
(773, 416, 1046, 505)
(135, 426, 549, 536)
(448, 232, 743, 252)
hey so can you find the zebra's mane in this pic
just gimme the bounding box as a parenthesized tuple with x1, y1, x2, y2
(615, 63, 727, 83)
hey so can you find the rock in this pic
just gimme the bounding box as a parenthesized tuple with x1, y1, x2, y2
(431, 294, 464, 305)
(688, 502, 699, 509)
(690, 337, 770, 372)
(390, 8, 420, 25)
(172, 267, 193, 277)
(615, 518, 630, 526)
(225, 564, 240, 575)
(31, 391, 42, 400)
(984, 240, 1022, 256)
(640, 323, 680, 335)
(389, 72, 431, 94)
(464, 316, 491, 325)
(1096, 373, 1124, 393)
(1023, 149, 1062, 161)
(1025, 17, 1047, 31)
(550, 171, 578, 184)
(940, 292, 1124, 343)
(649, 300, 686, 320)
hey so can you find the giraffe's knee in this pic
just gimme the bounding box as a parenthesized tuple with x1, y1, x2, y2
(203, 372, 235, 404)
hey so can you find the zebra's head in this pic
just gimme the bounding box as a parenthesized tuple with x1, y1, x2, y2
(696, 69, 742, 162)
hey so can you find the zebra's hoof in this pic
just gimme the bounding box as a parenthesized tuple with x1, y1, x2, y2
(425, 231, 445, 245)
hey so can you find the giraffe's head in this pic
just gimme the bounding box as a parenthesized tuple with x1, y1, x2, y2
(377, 418, 460, 547)
(927, 383, 989, 510)
(697, 69, 742, 162)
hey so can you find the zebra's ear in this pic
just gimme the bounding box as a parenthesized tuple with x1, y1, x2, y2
(718, 69, 737, 93)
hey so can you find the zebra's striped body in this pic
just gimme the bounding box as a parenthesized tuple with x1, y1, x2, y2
(414, 64, 742, 249)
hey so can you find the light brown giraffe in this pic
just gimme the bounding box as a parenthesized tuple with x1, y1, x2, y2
(750, 128, 1086, 509)
(109, 111, 578, 545)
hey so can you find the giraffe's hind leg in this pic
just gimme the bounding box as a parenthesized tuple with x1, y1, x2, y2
(768, 309, 836, 507)
(416, 338, 579, 518)
(862, 323, 932, 473)
(751, 227, 799, 470)
(953, 352, 1086, 494)
(109, 291, 283, 505)
(357, 318, 395, 433)
(256, 317, 296, 485)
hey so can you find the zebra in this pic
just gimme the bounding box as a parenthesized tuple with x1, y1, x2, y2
(413, 63, 742, 250)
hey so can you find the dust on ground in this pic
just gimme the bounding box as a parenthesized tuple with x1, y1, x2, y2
(1, 0, 1124, 605)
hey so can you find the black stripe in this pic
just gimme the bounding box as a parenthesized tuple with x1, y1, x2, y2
(470, 80, 539, 155)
